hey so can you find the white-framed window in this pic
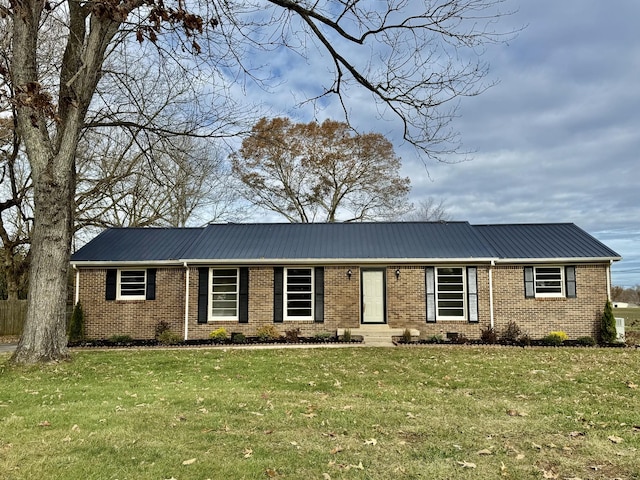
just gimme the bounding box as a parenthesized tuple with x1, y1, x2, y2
(284, 267, 314, 320)
(117, 270, 146, 300)
(210, 268, 239, 321)
(436, 267, 466, 320)
(534, 266, 564, 297)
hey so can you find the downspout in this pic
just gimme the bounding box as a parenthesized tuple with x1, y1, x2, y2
(184, 262, 190, 341)
(73, 265, 80, 305)
(607, 260, 612, 301)
(488, 261, 495, 329)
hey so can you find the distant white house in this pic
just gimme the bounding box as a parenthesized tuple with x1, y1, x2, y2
(614, 302, 629, 308)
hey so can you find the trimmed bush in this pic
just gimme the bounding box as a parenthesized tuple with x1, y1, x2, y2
(576, 336, 596, 347)
(230, 332, 247, 344)
(209, 327, 229, 343)
(542, 331, 568, 346)
(256, 325, 281, 342)
(157, 330, 182, 345)
(109, 334, 133, 345)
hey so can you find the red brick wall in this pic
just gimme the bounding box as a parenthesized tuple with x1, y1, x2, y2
(491, 264, 608, 339)
(76, 263, 609, 341)
(77, 268, 185, 339)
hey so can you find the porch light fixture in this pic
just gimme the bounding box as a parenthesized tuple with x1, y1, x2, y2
(395, 268, 401, 279)
(347, 269, 352, 280)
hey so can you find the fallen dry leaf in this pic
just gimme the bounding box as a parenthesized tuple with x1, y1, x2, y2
(322, 474, 331, 480)
(541, 468, 558, 479)
(626, 381, 638, 389)
(568, 431, 585, 438)
(330, 446, 343, 454)
(608, 435, 623, 444)
(265, 468, 279, 477)
(456, 461, 476, 469)
(38, 421, 51, 427)
(364, 438, 377, 446)
(476, 448, 492, 455)
(243, 448, 253, 458)
(182, 458, 196, 465)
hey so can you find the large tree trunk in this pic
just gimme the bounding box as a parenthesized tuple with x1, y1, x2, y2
(11, 166, 73, 364)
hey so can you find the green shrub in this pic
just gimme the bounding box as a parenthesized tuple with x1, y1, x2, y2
(256, 325, 281, 342)
(542, 331, 568, 346)
(426, 334, 443, 344)
(68, 302, 85, 343)
(230, 332, 247, 344)
(209, 327, 229, 343)
(157, 330, 182, 345)
(341, 328, 352, 342)
(600, 300, 617, 344)
(500, 321, 522, 344)
(109, 334, 133, 344)
(576, 336, 596, 347)
(313, 332, 332, 342)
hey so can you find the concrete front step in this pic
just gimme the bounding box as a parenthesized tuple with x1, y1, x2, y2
(337, 326, 420, 346)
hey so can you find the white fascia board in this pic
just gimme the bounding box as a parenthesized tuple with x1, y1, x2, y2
(494, 257, 621, 264)
(70, 260, 184, 268)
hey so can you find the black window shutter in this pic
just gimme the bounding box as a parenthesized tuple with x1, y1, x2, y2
(273, 267, 283, 323)
(146, 268, 156, 300)
(524, 267, 535, 298)
(565, 266, 577, 298)
(314, 267, 324, 323)
(467, 267, 479, 323)
(105, 269, 117, 301)
(425, 267, 436, 323)
(239, 267, 249, 323)
(197, 267, 209, 324)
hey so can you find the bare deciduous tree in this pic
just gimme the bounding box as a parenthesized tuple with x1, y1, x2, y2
(3, 0, 512, 363)
(404, 197, 451, 222)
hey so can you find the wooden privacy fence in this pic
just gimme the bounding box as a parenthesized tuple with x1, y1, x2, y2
(0, 300, 28, 336)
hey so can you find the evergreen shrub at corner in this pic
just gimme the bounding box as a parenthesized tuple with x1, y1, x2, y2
(599, 300, 617, 344)
(68, 302, 85, 343)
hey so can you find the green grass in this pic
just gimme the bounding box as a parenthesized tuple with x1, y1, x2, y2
(1, 346, 639, 479)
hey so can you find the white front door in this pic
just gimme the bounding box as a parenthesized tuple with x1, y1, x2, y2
(361, 269, 385, 324)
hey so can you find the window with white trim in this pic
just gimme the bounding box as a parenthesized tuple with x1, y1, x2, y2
(210, 268, 239, 320)
(285, 267, 314, 320)
(436, 267, 466, 320)
(117, 270, 146, 300)
(534, 266, 564, 297)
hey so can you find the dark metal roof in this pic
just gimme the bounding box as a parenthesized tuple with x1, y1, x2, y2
(182, 222, 494, 260)
(475, 223, 621, 260)
(70, 222, 621, 264)
(71, 228, 204, 262)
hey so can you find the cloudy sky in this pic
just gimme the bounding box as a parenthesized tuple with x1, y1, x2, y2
(234, 1, 639, 287)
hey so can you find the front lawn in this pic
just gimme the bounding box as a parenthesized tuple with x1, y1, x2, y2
(1, 346, 639, 479)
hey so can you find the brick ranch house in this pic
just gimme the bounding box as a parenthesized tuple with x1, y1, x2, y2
(70, 222, 621, 342)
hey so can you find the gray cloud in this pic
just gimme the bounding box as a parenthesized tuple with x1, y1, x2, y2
(236, 0, 639, 286)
